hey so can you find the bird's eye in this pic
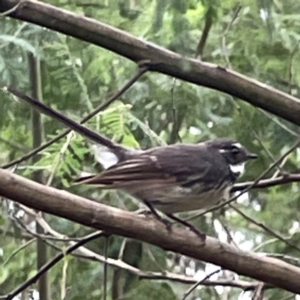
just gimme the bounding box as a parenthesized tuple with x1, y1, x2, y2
(231, 146, 240, 155)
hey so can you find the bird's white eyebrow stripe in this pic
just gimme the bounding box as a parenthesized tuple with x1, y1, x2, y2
(233, 143, 242, 148)
(219, 143, 242, 153)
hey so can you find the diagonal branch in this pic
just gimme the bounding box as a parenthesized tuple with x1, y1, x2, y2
(232, 173, 300, 191)
(0, 168, 300, 294)
(0, 0, 300, 126)
(0, 231, 106, 300)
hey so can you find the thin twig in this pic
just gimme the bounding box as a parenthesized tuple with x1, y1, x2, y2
(0, 1, 23, 16)
(143, 243, 166, 272)
(252, 238, 279, 252)
(232, 173, 300, 191)
(230, 205, 300, 254)
(10, 208, 277, 293)
(259, 109, 299, 137)
(60, 253, 68, 300)
(218, 217, 239, 248)
(182, 269, 222, 300)
(118, 238, 128, 260)
(252, 282, 264, 300)
(12, 211, 89, 242)
(221, 5, 242, 68)
(103, 235, 109, 300)
(272, 155, 290, 179)
(3, 238, 36, 266)
(45, 131, 74, 186)
(1, 231, 106, 300)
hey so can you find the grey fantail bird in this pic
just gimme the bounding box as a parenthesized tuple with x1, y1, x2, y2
(6, 87, 258, 239)
(75, 138, 258, 215)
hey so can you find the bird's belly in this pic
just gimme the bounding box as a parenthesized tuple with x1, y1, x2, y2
(131, 184, 232, 214)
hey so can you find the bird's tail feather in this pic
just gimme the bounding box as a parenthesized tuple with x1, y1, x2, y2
(73, 174, 113, 186)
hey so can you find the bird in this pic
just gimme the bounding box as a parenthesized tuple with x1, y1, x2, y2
(75, 138, 258, 238)
(6, 88, 258, 239)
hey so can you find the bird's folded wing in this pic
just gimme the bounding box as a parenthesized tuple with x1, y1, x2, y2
(74, 155, 174, 185)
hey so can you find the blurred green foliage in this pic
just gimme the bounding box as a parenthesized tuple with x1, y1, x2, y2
(1, 0, 300, 299)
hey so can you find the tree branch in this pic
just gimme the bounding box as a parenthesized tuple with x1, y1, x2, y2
(0, 168, 300, 294)
(12, 206, 277, 292)
(232, 173, 300, 192)
(0, 0, 300, 126)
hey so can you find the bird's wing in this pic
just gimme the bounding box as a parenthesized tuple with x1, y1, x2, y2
(75, 144, 215, 187)
(74, 155, 176, 186)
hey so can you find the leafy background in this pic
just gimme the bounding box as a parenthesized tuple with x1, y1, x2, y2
(1, 0, 300, 299)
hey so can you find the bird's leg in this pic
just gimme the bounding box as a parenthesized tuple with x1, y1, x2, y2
(166, 214, 206, 241)
(143, 201, 172, 231)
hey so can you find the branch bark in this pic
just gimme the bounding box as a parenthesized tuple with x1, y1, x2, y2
(1, 0, 300, 126)
(0, 168, 300, 294)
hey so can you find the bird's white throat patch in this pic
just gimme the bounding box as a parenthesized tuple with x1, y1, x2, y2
(229, 163, 245, 175)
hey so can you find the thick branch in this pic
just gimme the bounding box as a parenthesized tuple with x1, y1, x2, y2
(0, 169, 300, 294)
(1, 0, 300, 125)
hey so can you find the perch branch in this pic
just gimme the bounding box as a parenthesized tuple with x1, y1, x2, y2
(0, 168, 300, 294)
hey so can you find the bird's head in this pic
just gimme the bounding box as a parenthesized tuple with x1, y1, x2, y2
(206, 138, 258, 175)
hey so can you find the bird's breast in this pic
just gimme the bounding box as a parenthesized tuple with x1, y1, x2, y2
(131, 180, 232, 214)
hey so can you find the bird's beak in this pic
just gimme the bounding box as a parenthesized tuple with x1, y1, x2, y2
(247, 152, 258, 160)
